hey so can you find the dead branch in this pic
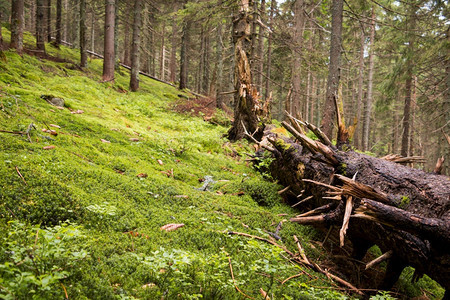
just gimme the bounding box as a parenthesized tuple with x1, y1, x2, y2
(15, 166, 27, 185)
(339, 196, 353, 247)
(365, 250, 393, 270)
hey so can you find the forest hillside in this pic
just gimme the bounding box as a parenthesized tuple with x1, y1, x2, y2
(0, 27, 446, 299)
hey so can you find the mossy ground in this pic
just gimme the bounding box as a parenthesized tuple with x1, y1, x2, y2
(0, 28, 349, 300)
(0, 28, 443, 300)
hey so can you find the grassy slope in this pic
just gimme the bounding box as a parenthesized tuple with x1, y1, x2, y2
(0, 29, 349, 299)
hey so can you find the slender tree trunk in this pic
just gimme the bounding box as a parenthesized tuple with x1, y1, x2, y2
(409, 76, 416, 158)
(79, 0, 87, 67)
(362, 7, 375, 152)
(10, 0, 25, 53)
(160, 22, 166, 81)
(55, 0, 61, 45)
(102, 0, 115, 82)
(256, 0, 265, 94)
(63, 0, 68, 41)
(264, 0, 275, 101)
(320, 0, 343, 138)
(291, 0, 305, 118)
(354, 28, 365, 149)
(310, 74, 316, 123)
(123, 9, 130, 66)
(36, 0, 46, 53)
(179, 16, 190, 90)
(129, 0, 142, 92)
(250, 0, 258, 78)
(202, 29, 210, 94)
(0, 13, 3, 50)
(114, 1, 120, 72)
(90, 6, 95, 52)
(46, 0, 51, 42)
(216, 2, 224, 108)
(169, 15, 177, 83)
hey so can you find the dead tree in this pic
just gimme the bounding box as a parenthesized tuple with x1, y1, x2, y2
(261, 114, 450, 297)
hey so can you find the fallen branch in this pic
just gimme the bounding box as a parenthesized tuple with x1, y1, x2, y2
(227, 254, 255, 299)
(15, 166, 27, 185)
(339, 196, 353, 247)
(294, 235, 310, 264)
(365, 250, 393, 270)
(291, 195, 313, 208)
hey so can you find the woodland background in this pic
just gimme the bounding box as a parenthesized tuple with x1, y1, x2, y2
(1, 0, 448, 173)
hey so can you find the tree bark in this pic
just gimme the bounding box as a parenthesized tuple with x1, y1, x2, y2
(256, 0, 266, 94)
(264, 0, 275, 101)
(227, 0, 266, 141)
(55, 0, 62, 46)
(102, 0, 115, 82)
(79, 0, 87, 67)
(179, 14, 190, 90)
(46, 0, 51, 42)
(215, 1, 224, 108)
(362, 8, 375, 152)
(123, 8, 131, 66)
(36, 0, 46, 53)
(320, 0, 343, 138)
(354, 27, 365, 149)
(169, 13, 177, 83)
(129, 0, 142, 92)
(114, 1, 120, 72)
(10, 0, 25, 53)
(291, 0, 305, 118)
(262, 118, 450, 294)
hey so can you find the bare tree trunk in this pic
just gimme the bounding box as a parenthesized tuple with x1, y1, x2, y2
(169, 14, 177, 83)
(202, 29, 210, 94)
(102, 0, 115, 82)
(362, 7, 375, 152)
(90, 6, 95, 52)
(256, 0, 265, 94)
(114, 1, 120, 72)
(179, 15, 190, 90)
(409, 76, 416, 158)
(123, 8, 130, 66)
(320, 0, 343, 138)
(227, 0, 265, 141)
(10, 0, 25, 53)
(160, 21, 166, 81)
(55, 0, 61, 46)
(129, 0, 142, 92)
(291, 0, 305, 118)
(63, 0, 68, 41)
(216, 1, 224, 108)
(354, 27, 365, 149)
(264, 0, 275, 101)
(79, 0, 87, 67)
(46, 0, 51, 42)
(36, 0, 46, 53)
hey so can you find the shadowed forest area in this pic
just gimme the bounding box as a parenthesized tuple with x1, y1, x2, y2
(0, 0, 448, 299)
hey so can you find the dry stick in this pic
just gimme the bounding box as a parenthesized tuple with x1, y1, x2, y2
(296, 190, 305, 198)
(291, 195, 313, 208)
(0, 129, 24, 135)
(281, 272, 307, 285)
(15, 166, 28, 185)
(302, 179, 342, 192)
(296, 203, 335, 218)
(259, 288, 271, 300)
(322, 226, 334, 245)
(61, 283, 69, 299)
(241, 121, 274, 152)
(285, 111, 332, 147)
(227, 255, 255, 300)
(339, 196, 353, 247)
(278, 185, 290, 195)
(365, 250, 393, 270)
(285, 110, 305, 134)
(227, 231, 364, 296)
(293, 235, 310, 264)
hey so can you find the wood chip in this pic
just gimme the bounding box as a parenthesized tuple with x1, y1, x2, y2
(129, 138, 140, 142)
(70, 109, 84, 114)
(137, 173, 148, 178)
(101, 139, 111, 143)
(157, 159, 164, 165)
(43, 145, 56, 150)
(160, 223, 185, 232)
(174, 195, 188, 198)
(49, 124, 61, 128)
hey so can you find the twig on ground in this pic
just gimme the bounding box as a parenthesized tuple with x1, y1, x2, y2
(15, 166, 27, 185)
(226, 253, 255, 299)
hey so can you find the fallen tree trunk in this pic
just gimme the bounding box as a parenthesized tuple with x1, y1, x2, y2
(260, 119, 450, 297)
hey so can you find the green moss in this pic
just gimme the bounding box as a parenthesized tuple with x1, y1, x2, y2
(273, 138, 291, 151)
(399, 195, 410, 208)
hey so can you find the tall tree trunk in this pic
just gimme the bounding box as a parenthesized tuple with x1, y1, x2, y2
(160, 22, 166, 81)
(79, 0, 87, 67)
(216, 2, 224, 108)
(90, 6, 95, 52)
(10, 0, 25, 53)
(123, 9, 130, 66)
(63, 0, 68, 41)
(264, 0, 275, 101)
(169, 14, 177, 83)
(256, 0, 266, 94)
(129, 0, 142, 92)
(250, 0, 258, 79)
(362, 7, 375, 152)
(114, 1, 120, 72)
(36, 0, 46, 53)
(202, 29, 210, 94)
(102, 0, 115, 82)
(320, 0, 343, 138)
(354, 27, 365, 149)
(55, 0, 61, 46)
(46, 0, 51, 42)
(409, 76, 416, 159)
(179, 16, 190, 90)
(291, 0, 305, 118)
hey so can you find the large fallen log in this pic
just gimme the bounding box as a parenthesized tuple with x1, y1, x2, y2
(260, 118, 450, 297)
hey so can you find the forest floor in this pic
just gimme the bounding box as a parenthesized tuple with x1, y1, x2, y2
(0, 28, 444, 299)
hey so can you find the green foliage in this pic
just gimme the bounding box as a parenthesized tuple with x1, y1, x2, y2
(0, 221, 87, 299)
